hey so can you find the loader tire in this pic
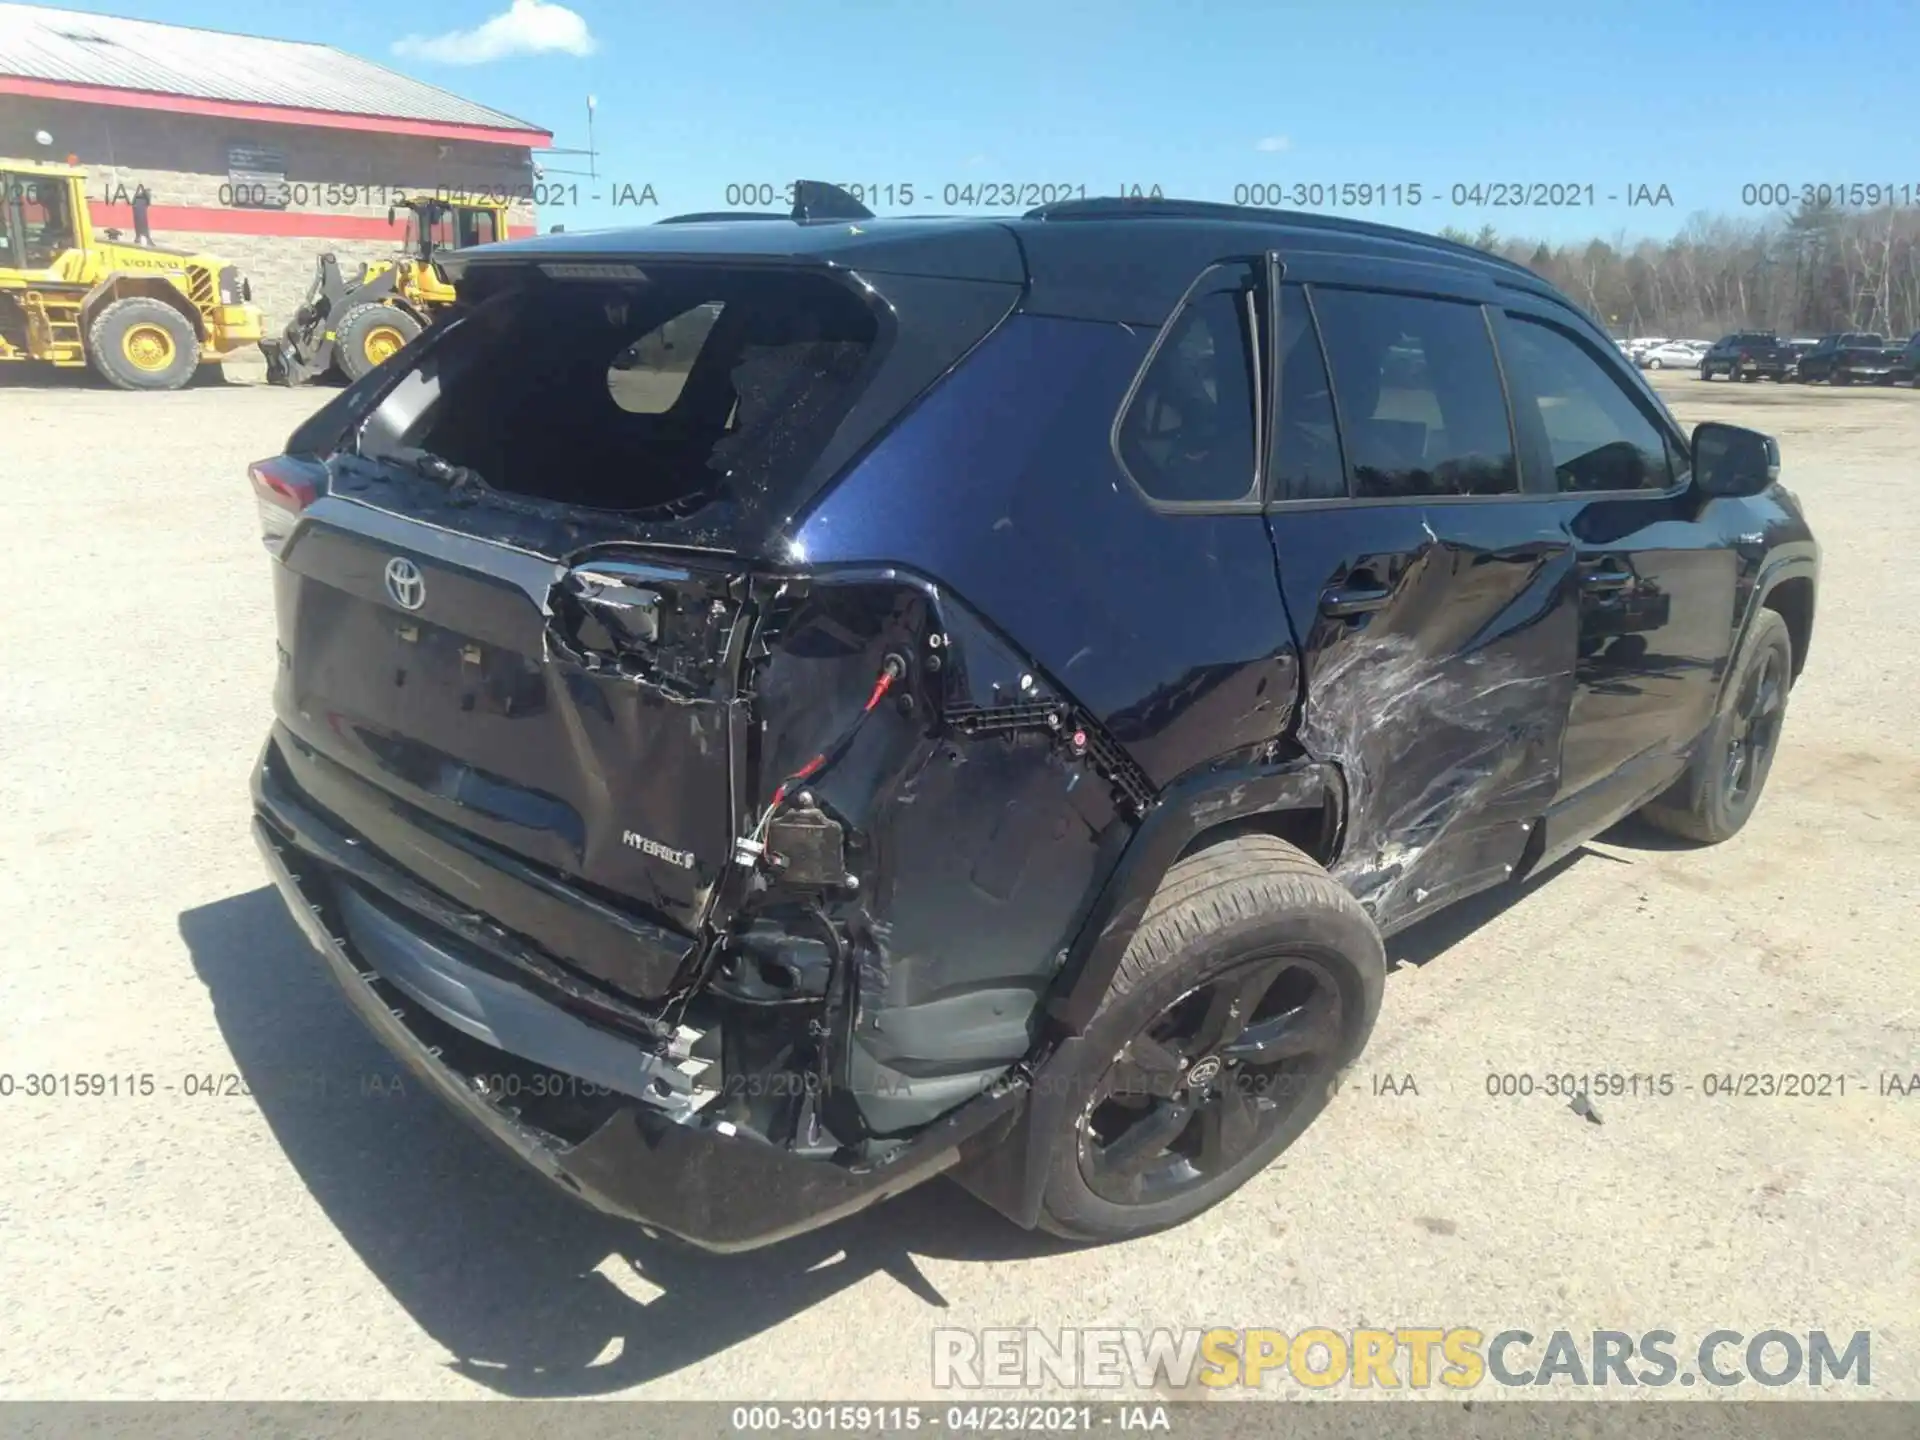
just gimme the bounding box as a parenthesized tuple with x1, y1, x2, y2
(88, 297, 199, 391)
(336, 305, 422, 382)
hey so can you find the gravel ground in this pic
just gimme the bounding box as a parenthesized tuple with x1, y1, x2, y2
(0, 361, 1915, 1402)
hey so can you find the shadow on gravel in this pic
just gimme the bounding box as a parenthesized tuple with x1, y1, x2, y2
(179, 887, 1073, 1397)
(1384, 849, 1589, 971)
(1385, 814, 1705, 970)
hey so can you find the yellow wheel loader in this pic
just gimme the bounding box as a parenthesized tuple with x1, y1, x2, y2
(0, 158, 264, 391)
(261, 194, 509, 386)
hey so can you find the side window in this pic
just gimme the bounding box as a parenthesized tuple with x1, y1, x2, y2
(1500, 315, 1674, 493)
(15, 176, 76, 267)
(1271, 283, 1347, 500)
(458, 208, 498, 247)
(607, 301, 726, 414)
(1312, 287, 1517, 498)
(1117, 264, 1261, 504)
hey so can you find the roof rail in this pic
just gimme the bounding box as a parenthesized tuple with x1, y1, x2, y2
(655, 211, 790, 224)
(1023, 196, 1542, 282)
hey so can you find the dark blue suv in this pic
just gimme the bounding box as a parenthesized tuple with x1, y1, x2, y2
(249, 186, 1819, 1249)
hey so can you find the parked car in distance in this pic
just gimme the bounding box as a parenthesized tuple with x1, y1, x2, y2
(1889, 331, 1920, 386)
(1637, 340, 1707, 370)
(1794, 331, 1905, 385)
(1700, 332, 1795, 381)
(247, 185, 1820, 1251)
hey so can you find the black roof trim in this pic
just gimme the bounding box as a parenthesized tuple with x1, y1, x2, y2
(1025, 196, 1541, 284)
(655, 211, 791, 225)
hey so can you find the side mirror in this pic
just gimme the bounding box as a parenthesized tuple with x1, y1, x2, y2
(1692, 421, 1779, 498)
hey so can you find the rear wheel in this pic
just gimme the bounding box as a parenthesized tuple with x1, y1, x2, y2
(1035, 834, 1385, 1242)
(1638, 610, 1792, 844)
(336, 304, 423, 383)
(88, 297, 199, 391)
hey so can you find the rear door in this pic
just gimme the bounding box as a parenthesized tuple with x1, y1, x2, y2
(267, 253, 1022, 994)
(270, 267, 887, 953)
(1490, 301, 1736, 838)
(1263, 259, 1579, 934)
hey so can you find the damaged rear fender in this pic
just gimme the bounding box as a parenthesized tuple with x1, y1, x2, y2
(695, 566, 1159, 1137)
(1041, 757, 1343, 1035)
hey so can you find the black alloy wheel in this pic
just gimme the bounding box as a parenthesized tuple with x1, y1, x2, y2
(1079, 954, 1342, 1206)
(1725, 642, 1787, 809)
(1638, 608, 1793, 844)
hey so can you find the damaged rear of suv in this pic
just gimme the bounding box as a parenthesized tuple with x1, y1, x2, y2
(251, 187, 1817, 1249)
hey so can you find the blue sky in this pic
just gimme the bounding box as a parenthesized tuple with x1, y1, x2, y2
(60, 0, 1920, 242)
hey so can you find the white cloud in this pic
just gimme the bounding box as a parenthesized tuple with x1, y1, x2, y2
(394, 0, 597, 64)
(1254, 135, 1292, 153)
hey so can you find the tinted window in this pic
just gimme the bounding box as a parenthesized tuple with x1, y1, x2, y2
(1312, 287, 1516, 498)
(1271, 284, 1346, 500)
(1117, 267, 1261, 504)
(1501, 316, 1674, 493)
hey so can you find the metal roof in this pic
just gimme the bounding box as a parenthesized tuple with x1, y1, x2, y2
(0, 3, 546, 136)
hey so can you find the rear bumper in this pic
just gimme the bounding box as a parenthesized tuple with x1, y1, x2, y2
(250, 741, 1024, 1251)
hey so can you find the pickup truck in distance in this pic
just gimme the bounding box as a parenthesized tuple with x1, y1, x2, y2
(1699, 332, 1794, 381)
(1794, 332, 1905, 385)
(1879, 331, 1920, 386)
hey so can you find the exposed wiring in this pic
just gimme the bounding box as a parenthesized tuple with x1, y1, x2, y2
(744, 656, 903, 850)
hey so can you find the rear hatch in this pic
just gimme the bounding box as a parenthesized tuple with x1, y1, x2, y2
(257, 233, 1023, 1000)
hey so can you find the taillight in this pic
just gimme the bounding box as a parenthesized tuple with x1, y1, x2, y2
(249, 456, 324, 555)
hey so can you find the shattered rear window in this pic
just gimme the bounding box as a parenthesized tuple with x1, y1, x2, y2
(372, 268, 881, 530)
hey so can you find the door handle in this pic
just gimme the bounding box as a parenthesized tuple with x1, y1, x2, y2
(1320, 583, 1393, 618)
(1580, 566, 1633, 593)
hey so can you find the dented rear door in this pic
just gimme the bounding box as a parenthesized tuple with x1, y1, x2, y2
(272, 500, 747, 977)
(1265, 269, 1578, 933)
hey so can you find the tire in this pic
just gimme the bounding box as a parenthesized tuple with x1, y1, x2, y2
(1647, 357, 1663, 369)
(1698, 364, 1712, 381)
(1832, 369, 1851, 387)
(1034, 834, 1385, 1243)
(335, 304, 423, 383)
(87, 296, 199, 391)
(1638, 609, 1793, 845)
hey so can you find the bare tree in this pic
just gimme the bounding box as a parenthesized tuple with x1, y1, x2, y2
(1463, 203, 1920, 340)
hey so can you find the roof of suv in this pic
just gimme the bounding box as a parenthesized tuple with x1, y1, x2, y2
(440, 196, 1571, 327)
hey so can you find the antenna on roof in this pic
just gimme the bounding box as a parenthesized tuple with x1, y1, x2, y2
(792, 181, 874, 223)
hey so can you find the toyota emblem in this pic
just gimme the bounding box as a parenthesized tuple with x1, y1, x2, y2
(384, 556, 425, 611)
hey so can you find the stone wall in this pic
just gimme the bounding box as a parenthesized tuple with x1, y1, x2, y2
(1, 96, 539, 330)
